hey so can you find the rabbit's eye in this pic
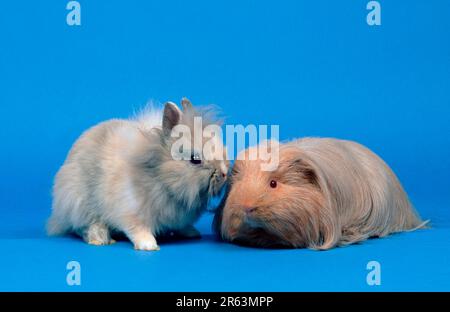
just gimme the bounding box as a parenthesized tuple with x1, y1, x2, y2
(190, 153, 202, 165)
(270, 180, 277, 188)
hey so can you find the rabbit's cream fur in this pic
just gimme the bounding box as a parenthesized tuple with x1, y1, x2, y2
(214, 138, 427, 249)
(48, 99, 228, 250)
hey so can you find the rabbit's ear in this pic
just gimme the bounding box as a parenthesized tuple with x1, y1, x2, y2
(181, 97, 193, 111)
(162, 102, 182, 134)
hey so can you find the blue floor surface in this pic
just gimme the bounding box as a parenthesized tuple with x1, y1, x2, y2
(1, 202, 449, 291)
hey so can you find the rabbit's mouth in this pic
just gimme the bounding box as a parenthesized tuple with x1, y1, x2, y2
(208, 170, 226, 196)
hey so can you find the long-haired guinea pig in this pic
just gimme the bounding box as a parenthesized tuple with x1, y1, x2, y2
(213, 138, 427, 249)
(48, 98, 228, 250)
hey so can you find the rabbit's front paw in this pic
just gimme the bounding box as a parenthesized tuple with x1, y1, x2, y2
(133, 235, 160, 251)
(124, 222, 160, 251)
(134, 240, 160, 251)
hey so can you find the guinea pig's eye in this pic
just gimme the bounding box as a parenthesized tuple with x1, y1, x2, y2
(190, 152, 202, 165)
(270, 180, 277, 188)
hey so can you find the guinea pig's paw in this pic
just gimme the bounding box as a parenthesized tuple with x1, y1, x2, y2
(177, 225, 201, 238)
(133, 238, 160, 251)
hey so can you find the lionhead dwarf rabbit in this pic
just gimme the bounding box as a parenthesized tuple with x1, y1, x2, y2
(214, 138, 427, 249)
(48, 98, 228, 250)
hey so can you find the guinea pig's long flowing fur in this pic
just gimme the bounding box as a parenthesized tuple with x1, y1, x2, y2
(214, 138, 427, 249)
(48, 99, 228, 250)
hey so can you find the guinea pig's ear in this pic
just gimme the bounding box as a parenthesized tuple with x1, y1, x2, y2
(290, 159, 319, 186)
(280, 150, 320, 187)
(181, 97, 193, 111)
(162, 101, 182, 135)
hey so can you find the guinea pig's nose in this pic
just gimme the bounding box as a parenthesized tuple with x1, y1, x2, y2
(244, 206, 257, 214)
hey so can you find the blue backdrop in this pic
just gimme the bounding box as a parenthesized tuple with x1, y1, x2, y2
(0, 0, 449, 291)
